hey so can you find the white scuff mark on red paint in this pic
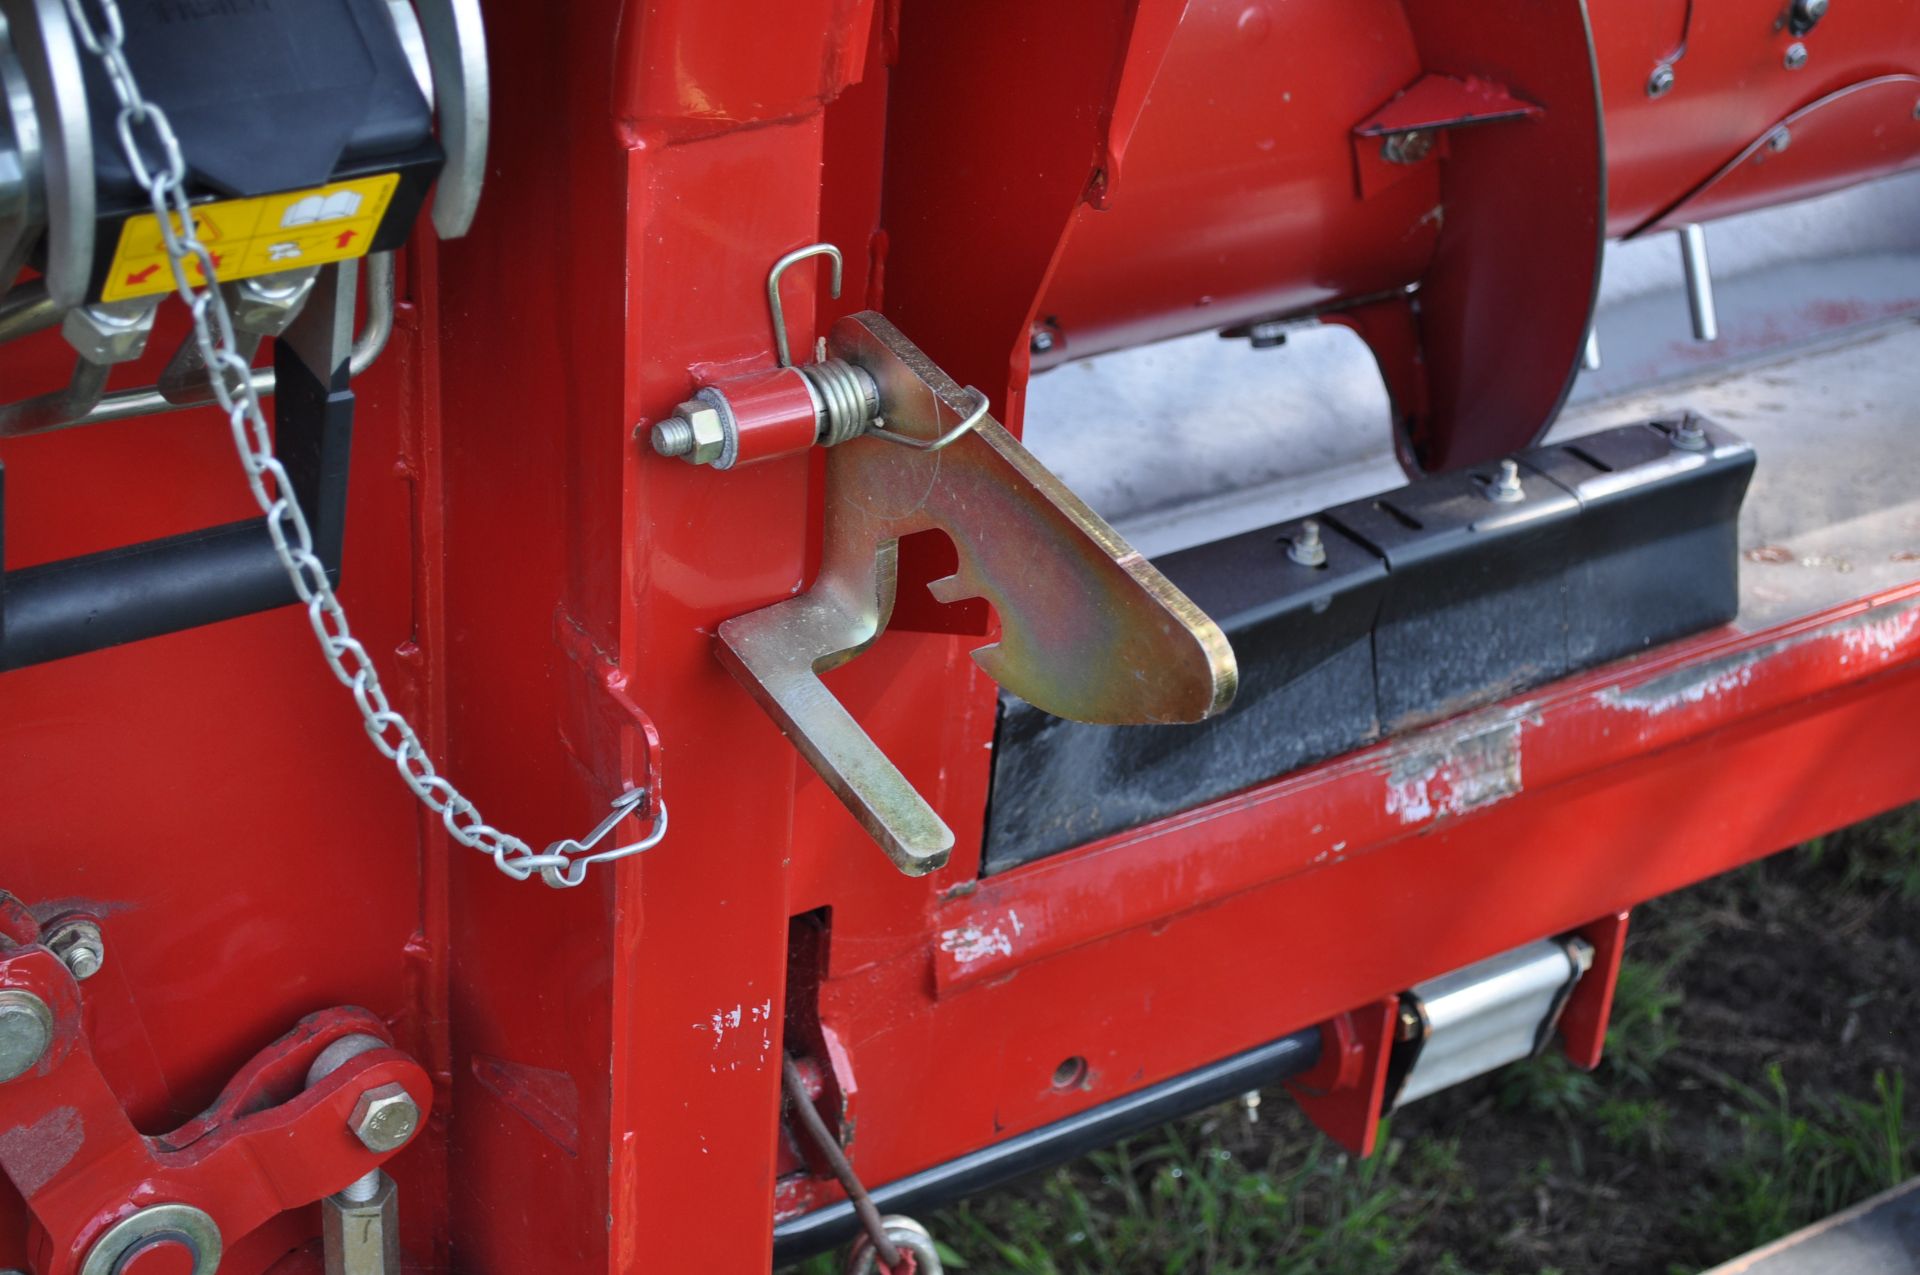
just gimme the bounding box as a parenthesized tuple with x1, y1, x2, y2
(940, 911, 1023, 965)
(1598, 658, 1755, 715)
(1381, 717, 1524, 826)
(1839, 606, 1920, 663)
(1601, 598, 1920, 714)
(749, 998, 773, 1062)
(694, 1003, 745, 1050)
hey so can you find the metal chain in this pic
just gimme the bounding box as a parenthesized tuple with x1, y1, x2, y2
(61, 0, 665, 888)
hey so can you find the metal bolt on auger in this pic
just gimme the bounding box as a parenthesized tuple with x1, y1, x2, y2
(1783, 42, 1809, 70)
(1486, 459, 1525, 503)
(1665, 415, 1709, 451)
(1288, 519, 1328, 567)
(1646, 64, 1675, 98)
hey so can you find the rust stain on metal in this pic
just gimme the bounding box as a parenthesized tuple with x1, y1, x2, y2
(0, 1106, 84, 1194)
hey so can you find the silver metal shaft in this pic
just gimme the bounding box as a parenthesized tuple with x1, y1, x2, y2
(1680, 223, 1718, 342)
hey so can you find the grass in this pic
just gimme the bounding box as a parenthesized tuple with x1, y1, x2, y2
(1681, 1065, 1913, 1261)
(786, 803, 1920, 1274)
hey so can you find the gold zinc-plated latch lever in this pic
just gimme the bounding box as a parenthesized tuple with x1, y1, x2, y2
(717, 312, 1238, 875)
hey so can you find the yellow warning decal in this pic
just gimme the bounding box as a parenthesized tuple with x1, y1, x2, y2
(102, 172, 401, 303)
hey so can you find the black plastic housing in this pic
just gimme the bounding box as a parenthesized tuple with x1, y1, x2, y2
(981, 418, 1755, 875)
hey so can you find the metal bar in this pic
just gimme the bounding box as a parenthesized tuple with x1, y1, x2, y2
(1680, 222, 1718, 341)
(0, 281, 60, 344)
(0, 520, 292, 672)
(940, 587, 1920, 993)
(0, 357, 109, 437)
(0, 273, 362, 670)
(780, 1055, 901, 1270)
(771, 1029, 1322, 1265)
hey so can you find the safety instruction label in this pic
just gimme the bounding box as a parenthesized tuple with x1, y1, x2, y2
(102, 172, 401, 303)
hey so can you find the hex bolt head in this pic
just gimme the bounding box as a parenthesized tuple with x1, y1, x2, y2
(349, 1083, 421, 1153)
(1768, 126, 1794, 153)
(1646, 64, 1675, 98)
(1783, 41, 1809, 70)
(0, 990, 53, 1083)
(1029, 326, 1056, 355)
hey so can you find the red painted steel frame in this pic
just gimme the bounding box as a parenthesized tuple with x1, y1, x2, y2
(2, 1, 1919, 1272)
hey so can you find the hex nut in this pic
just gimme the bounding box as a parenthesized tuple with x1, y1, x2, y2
(678, 399, 727, 467)
(1380, 129, 1435, 165)
(349, 1083, 421, 1153)
(322, 1172, 399, 1275)
(228, 269, 319, 337)
(1646, 64, 1675, 98)
(61, 300, 159, 365)
(45, 919, 105, 981)
(1783, 41, 1809, 70)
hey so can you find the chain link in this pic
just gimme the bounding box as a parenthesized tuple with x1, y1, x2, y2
(62, 0, 664, 887)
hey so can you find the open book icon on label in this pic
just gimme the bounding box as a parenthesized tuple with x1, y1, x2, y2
(281, 190, 365, 227)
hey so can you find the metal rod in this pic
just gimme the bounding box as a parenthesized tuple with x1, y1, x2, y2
(0, 358, 110, 438)
(53, 252, 397, 429)
(780, 1054, 903, 1271)
(1679, 223, 1718, 342)
(773, 1028, 1322, 1264)
(0, 281, 60, 344)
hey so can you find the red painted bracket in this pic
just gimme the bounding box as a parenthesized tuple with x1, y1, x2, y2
(1284, 996, 1399, 1158)
(1558, 911, 1632, 1071)
(555, 612, 666, 818)
(1349, 72, 1542, 199)
(0, 897, 431, 1275)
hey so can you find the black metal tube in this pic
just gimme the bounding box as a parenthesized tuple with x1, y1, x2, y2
(0, 521, 306, 671)
(0, 338, 356, 673)
(771, 1028, 1322, 1265)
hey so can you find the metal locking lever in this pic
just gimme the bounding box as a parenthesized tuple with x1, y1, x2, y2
(718, 312, 1238, 875)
